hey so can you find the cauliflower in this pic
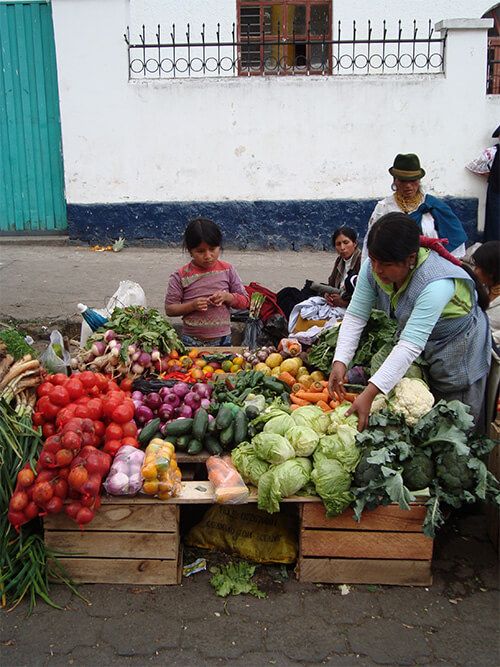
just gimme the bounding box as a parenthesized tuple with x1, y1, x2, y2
(370, 377, 435, 426)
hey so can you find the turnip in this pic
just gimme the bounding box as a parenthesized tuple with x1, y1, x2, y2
(90, 341, 106, 357)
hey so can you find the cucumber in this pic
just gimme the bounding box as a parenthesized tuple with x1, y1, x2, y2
(262, 376, 288, 393)
(245, 404, 260, 420)
(164, 418, 194, 437)
(204, 435, 223, 455)
(215, 405, 234, 430)
(176, 434, 191, 451)
(187, 438, 203, 455)
(207, 418, 217, 434)
(163, 434, 178, 446)
(219, 422, 235, 448)
(138, 418, 162, 445)
(192, 408, 209, 441)
(233, 409, 248, 446)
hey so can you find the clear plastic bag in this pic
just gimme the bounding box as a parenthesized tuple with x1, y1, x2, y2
(207, 455, 250, 504)
(103, 446, 145, 496)
(79, 280, 147, 346)
(39, 330, 72, 374)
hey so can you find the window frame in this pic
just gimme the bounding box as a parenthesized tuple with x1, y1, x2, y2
(237, 0, 333, 75)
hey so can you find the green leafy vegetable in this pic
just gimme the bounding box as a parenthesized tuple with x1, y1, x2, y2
(311, 458, 354, 518)
(257, 457, 312, 513)
(231, 442, 270, 487)
(0, 328, 36, 360)
(210, 561, 266, 598)
(252, 432, 295, 465)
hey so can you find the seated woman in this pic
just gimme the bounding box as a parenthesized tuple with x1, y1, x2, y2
(361, 153, 468, 264)
(325, 226, 362, 308)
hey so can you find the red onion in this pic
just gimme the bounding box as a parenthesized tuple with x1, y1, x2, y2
(131, 390, 144, 402)
(176, 404, 192, 419)
(200, 398, 211, 409)
(158, 403, 175, 422)
(192, 383, 210, 398)
(164, 393, 180, 408)
(159, 386, 172, 400)
(184, 391, 201, 410)
(145, 392, 162, 411)
(135, 404, 154, 424)
(172, 382, 190, 398)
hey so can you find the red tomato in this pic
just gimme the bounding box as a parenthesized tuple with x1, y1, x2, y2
(119, 378, 134, 392)
(79, 371, 98, 390)
(42, 422, 57, 439)
(111, 402, 135, 424)
(17, 467, 36, 488)
(76, 507, 95, 525)
(45, 496, 64, 514)
(74, 404, 90, 419)
(55, 449, 74, 467)
(36, 469, 57, 484)
(51, 385, 70, 406)
(65, 501, 82, 519)
(68, 466, 88, 492)
(51, 373, 69, 386)
(52, 477, 69, 499)
(121, 436, 139, 449)
(33, 481, 54, 505)
(37, 396, 60, 422)
(61, 430, 82, 453)
(105, 380, 121, 393)
(38, 450, 57, 469)
(62, 417, 83, 433)
(105, 422, 123, 442)
(102, 398, 122, 421)
(55, 405, 78, 430)
(37, 382, 53, 398)
(94, 373, 109, 392)
(44, 435, 62, 453)
(121, 420, 138, 438)
(24, 501, 39, 521)
(74, 395, 90, 405)
(65, 377, 84, 401)
(86, 398, 103, 421)
(58, 466, 70, 480)
(10, 491, 29, 512)
(93, 420, 105, 438)
(103, 439, 122, 457)
(81, 432, 100, 448)
(32, 412, 46, 427)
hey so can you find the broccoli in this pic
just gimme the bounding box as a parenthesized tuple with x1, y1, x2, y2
(353, 449, 381, 487)
(402, 453, 435, 491)
(435, 450, 474, 493)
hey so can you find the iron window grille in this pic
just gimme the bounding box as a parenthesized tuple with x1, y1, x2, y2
(124, 19, 445, 80)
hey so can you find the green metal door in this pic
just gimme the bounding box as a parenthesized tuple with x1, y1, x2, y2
(0, 0, 66, 233)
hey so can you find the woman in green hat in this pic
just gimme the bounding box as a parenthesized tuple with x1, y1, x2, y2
(361, 153, 468, 263)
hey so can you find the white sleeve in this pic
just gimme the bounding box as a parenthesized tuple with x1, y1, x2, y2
(332, 313, 367, 367)
(370, 339, 423, 394)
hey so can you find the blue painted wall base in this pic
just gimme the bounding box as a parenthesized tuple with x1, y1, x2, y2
(67, 198, 481, 250)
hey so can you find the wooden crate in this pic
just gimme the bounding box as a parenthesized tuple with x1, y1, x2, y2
(44, 497, 182, 585)
(487, 421, 500, 551)
(298, 502, 433, 586)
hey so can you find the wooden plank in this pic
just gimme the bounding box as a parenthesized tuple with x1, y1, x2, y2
(44, 531, 179, 559)
(300, 529, 433, 560)
(50, 557, 180, 585)
(298, 558, 432, 586)
(197, 347, 247, 354)
(44, 503, 179, 532)
(301, 502, 427, 531)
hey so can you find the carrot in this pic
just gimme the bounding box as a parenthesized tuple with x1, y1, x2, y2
(343, 392, 360, 403)
(279, 371, 296, 387)
(295, 391, 331, 403)
(292, 382, 305, 393)
(317, 399, 332, 413)
(290, 394, 309, 406)
(310, 381, 325, 392)
(329, 400, 340, 409)
(290, 403, 301, 411)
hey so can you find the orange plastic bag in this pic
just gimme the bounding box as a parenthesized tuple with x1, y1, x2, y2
(206, 455, 249, 504)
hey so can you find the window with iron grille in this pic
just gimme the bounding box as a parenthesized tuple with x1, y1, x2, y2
(484, 4, 500, 94)
(238, 0, 332, 74)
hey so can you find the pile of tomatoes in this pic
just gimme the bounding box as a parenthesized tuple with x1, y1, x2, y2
(8, 371, 139, 530)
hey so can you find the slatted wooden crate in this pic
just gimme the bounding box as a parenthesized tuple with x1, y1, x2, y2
(44, 497, 182, 585)
(298, 502, 433, 586)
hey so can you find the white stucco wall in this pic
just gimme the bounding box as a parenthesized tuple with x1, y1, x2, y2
(51, 0, 500, 230)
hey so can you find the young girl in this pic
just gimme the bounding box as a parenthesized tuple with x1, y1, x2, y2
(165, 218, 250, 346)
(325, 226, 362, 308)
(472, 241, 500, 347)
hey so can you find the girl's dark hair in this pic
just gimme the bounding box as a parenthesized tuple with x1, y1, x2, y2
(332, 226, 358, 247)
(472, 241, 500, 285)
(367, 212, 420, 262)
(183, 217, 223, 251)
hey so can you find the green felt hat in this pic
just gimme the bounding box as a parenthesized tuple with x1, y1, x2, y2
(389, 153, 425, 181)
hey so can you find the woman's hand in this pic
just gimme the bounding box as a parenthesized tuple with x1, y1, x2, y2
(344, 383, 380, 432)
(208, 290, 232, 307)
(328, 361, 347, 401)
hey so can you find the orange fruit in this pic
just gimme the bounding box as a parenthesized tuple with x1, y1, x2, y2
(213, 369, 225, 374)
(141, 463, 158, 480)
(188, 348, 199, 359)
(193, 358, 207, 368)
(190, 368, 204, 381)
(232, 356, 244, 366)
(202, 366, 213, 375)
(142, 479, 159, 495)
(169, 350, 179, 360)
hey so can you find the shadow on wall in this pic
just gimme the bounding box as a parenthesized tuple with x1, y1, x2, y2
(67, 198, 481, 250)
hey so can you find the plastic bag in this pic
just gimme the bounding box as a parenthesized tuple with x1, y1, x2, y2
(141, 439, 182, 499)
(104, 446, 145, 496)
(39, 330, 72, 374)
(241, 317, 264, 350)
(206, 455, 249, 504)
(79, 280, 147, 346)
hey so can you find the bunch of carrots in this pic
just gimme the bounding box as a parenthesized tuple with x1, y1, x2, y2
(280, 375, 359, 413)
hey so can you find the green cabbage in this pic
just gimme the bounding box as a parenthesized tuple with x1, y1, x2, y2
(327, 402, 359, 433)
(231, 442, 270, 487)
(285, 425, 320, 457)
(290, 405, 330, 434)
(252, 432, 295, 465)
(313, 424, 361, 472)
(311, 459, 354, 518)
(258, 457, 312, 513)
(263, 414, 296, 436)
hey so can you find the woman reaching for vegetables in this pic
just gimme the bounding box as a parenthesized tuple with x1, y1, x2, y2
(328, 213, 491, 431)
(165, 218, 250, 347)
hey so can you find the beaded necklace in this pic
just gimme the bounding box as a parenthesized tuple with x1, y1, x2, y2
(394, 189, 423, 213)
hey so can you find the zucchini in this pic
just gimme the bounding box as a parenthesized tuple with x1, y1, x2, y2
(233, 409, 248, 446)
(164, 418, 194, 437)
(204, 435, 223, 455)
(192, 408, 209, 441)
(163, 434, 178, 446)
(262, 376, 288, 393)
(245, 404, 260, 420)
(219, 422, 235, 448)
(138, 418, 162, 445)
(187, 438, 203, 455)
(176, 434, 191, 451)
(215, 405, 234, 430)
(207, 418, 217, 434)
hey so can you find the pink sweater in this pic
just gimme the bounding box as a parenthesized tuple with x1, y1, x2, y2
(165, 259, 250, 340)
